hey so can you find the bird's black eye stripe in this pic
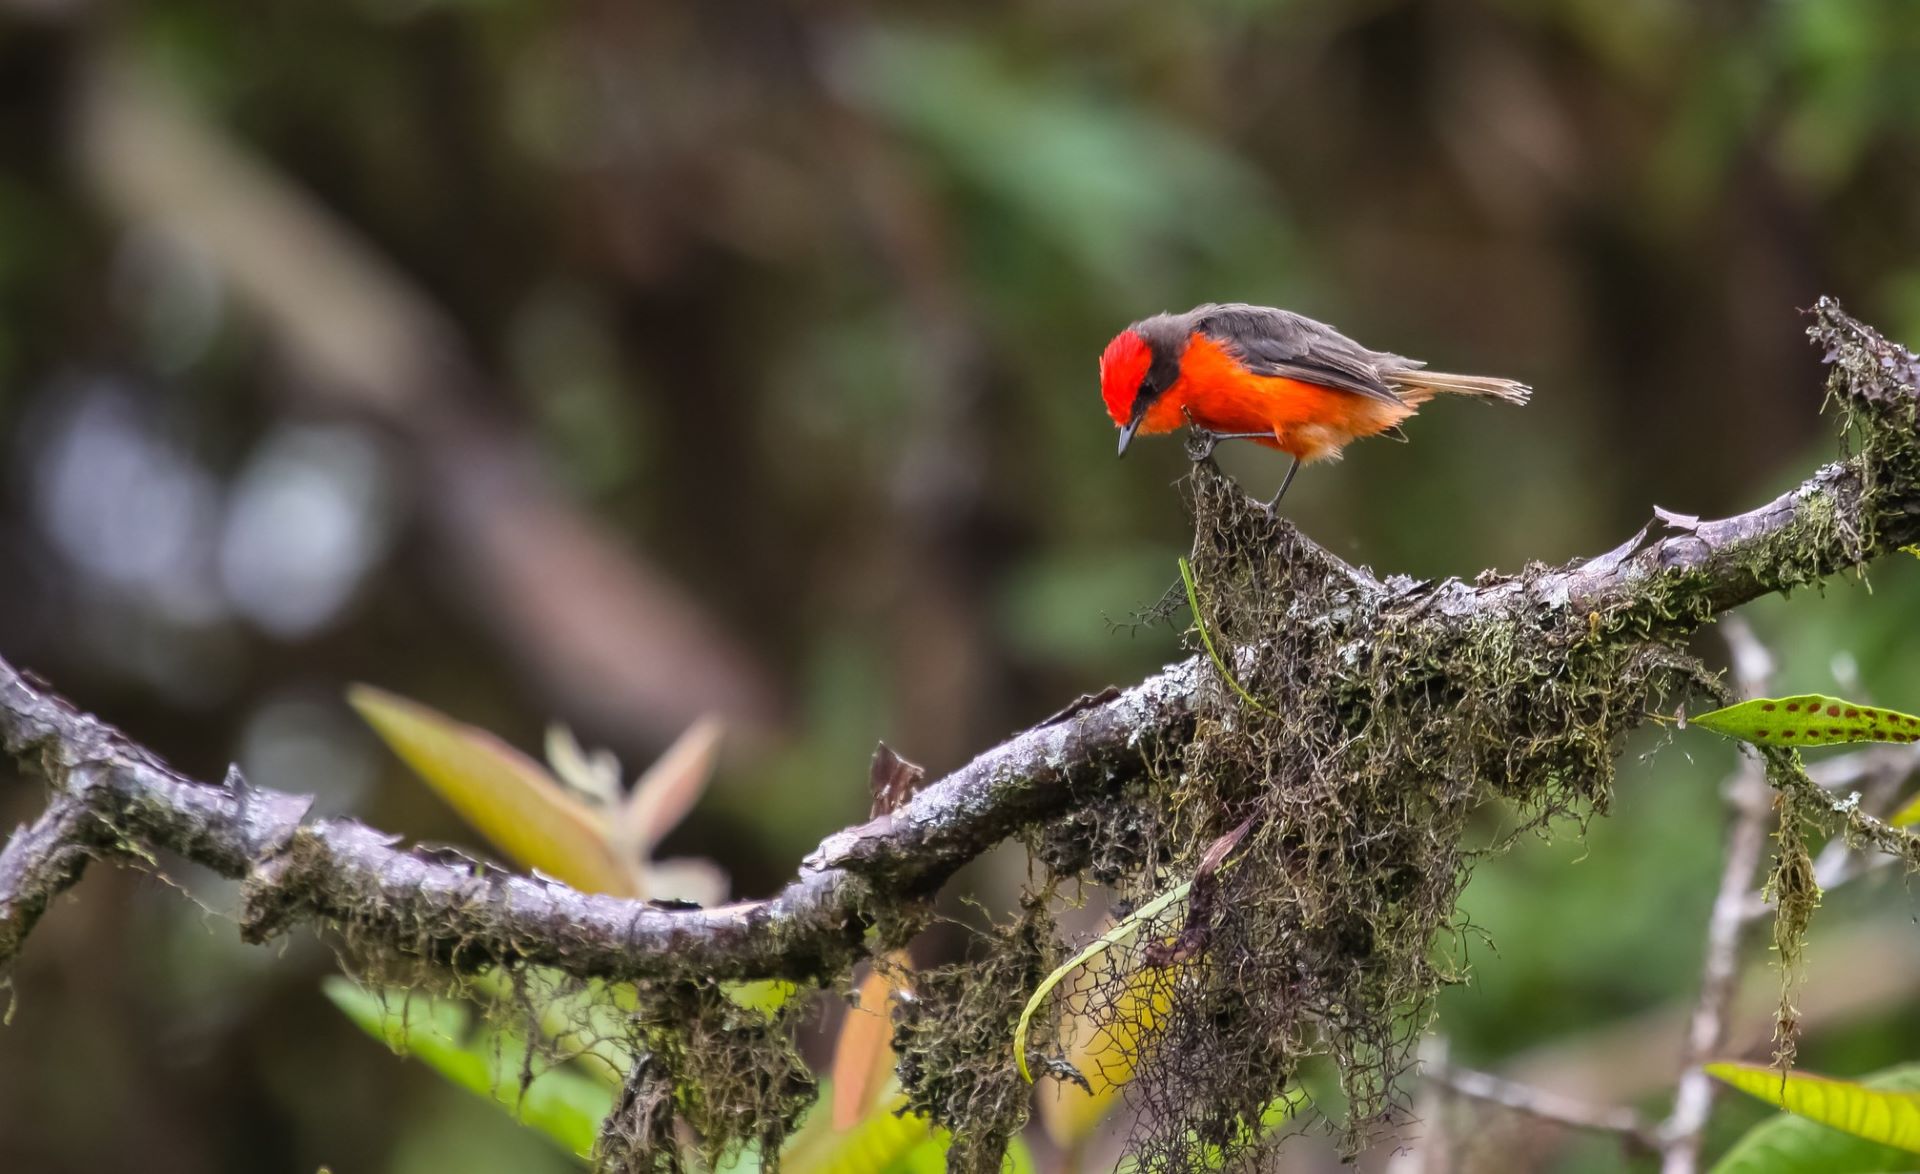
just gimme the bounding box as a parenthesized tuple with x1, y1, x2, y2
(1129, 339, 1184, 421)
(1127, 379, 1158, 422)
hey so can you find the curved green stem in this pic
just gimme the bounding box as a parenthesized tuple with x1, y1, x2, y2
(1178, 557, 1276, 717)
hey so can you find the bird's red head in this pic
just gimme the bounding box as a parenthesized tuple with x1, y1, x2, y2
(1099, 328, 1153, 429)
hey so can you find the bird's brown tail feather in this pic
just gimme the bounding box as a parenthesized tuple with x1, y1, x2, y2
(1388, 370, 1531, 406)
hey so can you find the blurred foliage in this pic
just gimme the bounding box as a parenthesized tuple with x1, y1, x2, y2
(835, 27, 1280, 289)
(3, 0, 1920, 1171)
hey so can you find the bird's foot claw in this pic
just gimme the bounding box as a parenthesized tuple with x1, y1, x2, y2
(1180, 407, 1220, 461)
(1184, 430, 1222, 462)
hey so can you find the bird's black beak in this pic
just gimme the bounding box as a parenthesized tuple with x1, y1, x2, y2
(1116, 417, 1141, 457)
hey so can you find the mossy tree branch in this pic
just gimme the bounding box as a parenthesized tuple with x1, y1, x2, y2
(1, 298, 1916, 1004)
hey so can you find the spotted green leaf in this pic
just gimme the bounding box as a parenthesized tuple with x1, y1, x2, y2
(1690, 695, 1920, 748)
(1709, 1062, 1920, 1171)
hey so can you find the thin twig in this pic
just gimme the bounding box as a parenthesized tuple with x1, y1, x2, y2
(1738, 749, 1916, 924)
(1390, 1037, 1451, 1174)
(0, 790, 110, 967)
(1426, 1059, 1657, 1150)
(1806, 744, 1920, 792)
(1658, 617, 1775, 1174)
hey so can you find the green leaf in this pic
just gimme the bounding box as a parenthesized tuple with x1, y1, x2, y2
(348, 685, 639, 896)
(788, 1100, 932, 1174)
(1709, 1062, 1920, 1172)
(725, 978, 799, 1016)
(1014, 881, 1190, 1082)
(463, 967, 632, 1087)
(771, 1075, 943, 1174)
(323, 977, 613, 1159)
(1689, 695, 1920, 748)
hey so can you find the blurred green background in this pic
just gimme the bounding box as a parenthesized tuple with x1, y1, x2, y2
(2, 1, 1920, 1170)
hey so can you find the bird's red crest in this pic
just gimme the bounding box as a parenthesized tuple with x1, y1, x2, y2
(1099, 329, 1152, 426)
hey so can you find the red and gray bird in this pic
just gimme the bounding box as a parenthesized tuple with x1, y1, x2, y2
(1099, 303, 1530, 504)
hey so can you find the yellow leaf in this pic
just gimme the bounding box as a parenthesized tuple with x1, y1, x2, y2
(1038, 954, 1177, 1148)
(1708, 1061, 1920, 1153)
(348, 685, 637, 896)
(1015, 880, 1190, 1083)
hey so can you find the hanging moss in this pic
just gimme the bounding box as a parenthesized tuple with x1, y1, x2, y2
(893, 895, 1059, 1172)
(1017, 462, 1712, 1171)
(1763, 781, 1820, 1071)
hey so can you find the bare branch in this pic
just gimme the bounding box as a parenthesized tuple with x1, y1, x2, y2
(1659, 618, 1775, 1174)
(1739, 746, 1917, 923)
(0, 658, 848, 979)
(1426, 1058, 1657, 1150)
(0, 649, 1192, 981)
(0, 792, 107, 966)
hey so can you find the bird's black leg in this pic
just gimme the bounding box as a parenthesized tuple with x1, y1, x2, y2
(1260, 457, 1301, 512)
(1177, 408, 1293, 507)
(1181, 413, 1279, 461)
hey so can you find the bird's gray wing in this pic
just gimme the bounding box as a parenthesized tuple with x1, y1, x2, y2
(1190, 303, 1411, 406)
